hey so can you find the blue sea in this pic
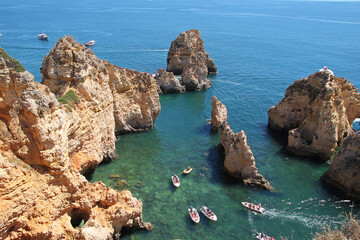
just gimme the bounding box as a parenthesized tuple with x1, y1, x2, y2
(1, 0, 360, 239)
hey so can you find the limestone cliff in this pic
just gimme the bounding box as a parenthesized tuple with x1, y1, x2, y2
(155, 68, 185, 94)
(166, 29, 217, 75)
(211, 96, 227, 133)
(268, 71, 360, 160)
(0, 41, 154, 239)
(322, 132, 360, 201)
(219, 122, 272, 190)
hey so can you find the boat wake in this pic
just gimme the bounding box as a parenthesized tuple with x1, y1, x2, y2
(263, 208, 343, 228)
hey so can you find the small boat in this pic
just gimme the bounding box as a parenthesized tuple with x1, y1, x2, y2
(37, 33, 48, 40)
(241, 202, 265, 214)
(200, 206, 217, 221)
(256, 232, 274, 240)
(0, 34, 2, 37)
(171, 174, 180, 187)
(84, 40, 95, 47)
(188, 206, 200, 223)
(183, 166, 192, 175)
(319, 66, 334, 76)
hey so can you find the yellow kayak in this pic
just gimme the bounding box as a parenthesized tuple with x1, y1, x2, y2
(183, 167, 192, 174)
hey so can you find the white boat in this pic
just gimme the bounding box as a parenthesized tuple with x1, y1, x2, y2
(241, 202, 265, 214)
(0, 34, 2, 37)
(200, 206, 217, 221)
(188, 206, 200, 223)
(319, 66, 334, 76)
(37, 33, 48, 40)
(256, 232, 274, 240)
(84, 40, 95, 46)
(171, 174, 180, 187)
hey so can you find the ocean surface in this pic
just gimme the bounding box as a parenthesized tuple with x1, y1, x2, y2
(1, 0, 360, 239)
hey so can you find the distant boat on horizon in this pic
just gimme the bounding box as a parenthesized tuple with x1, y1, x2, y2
(84, 40, 95, 47)
(0, 34, 2, 37)
(37, 33, 48, 40)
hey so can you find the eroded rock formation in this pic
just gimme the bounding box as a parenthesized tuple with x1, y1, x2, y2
(166, 29, 217, 75)
(219, 122, 272, 190)
(211, 96, 227, 133)
(0, 38, 155, 239)
(322, 132, 360, 201)
(181, 62, 211, 91)
(268, 71, 360, 160)
(154, 68, 185, 94)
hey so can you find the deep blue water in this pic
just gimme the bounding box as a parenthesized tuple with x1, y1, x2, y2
(1, 0, 360, 239)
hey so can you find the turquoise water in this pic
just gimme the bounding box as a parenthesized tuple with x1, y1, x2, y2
(1, 0, 360, 239)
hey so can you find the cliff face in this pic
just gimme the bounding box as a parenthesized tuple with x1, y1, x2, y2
(41, 36, 160, 171)
(268, 71, 360, 160)
(220, 123, 272, 190)
(0, 152, 150, 240)
(166, 29, 217, 75)
(0, 39, 155, 239)
(322, 132, 360, 201)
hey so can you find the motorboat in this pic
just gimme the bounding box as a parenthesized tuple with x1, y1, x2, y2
(241, 202, 265, 214)
(200, 206, 217, 221)
(183, 167, 192, 175)
(38, 33, 48, 40)
(319, 66, 334, 76)
(188, 206, 200, 223)
(84, 40, 95, 47)
(171, 174, 180, 187)
(256, 232, 274, 240)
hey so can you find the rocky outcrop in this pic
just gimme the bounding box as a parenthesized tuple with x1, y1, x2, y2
(268, 71, 360, 160)
(42, 36, 160, 138)
(0, 41, 154, 239)
(0, 152, 151, 240)
(104, 62, 160, 134)
(322, 132, 360, 201)
(154, 68, 185, 94)
(219, 123, 272, 190)
(211, 96, 227, 133)
(166, 29, 217, 75)
(181, 62, 211, 91)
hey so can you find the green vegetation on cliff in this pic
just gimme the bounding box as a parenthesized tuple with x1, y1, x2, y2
(0, 47, 26, 72)
(57, 90, 80, 110)
(313, 213, 360, 240)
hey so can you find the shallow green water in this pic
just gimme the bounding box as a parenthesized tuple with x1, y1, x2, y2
(88, 84, 358, 239)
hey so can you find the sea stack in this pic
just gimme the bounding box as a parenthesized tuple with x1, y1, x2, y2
(0, 41, 154, 239)
(212, 96, 271, 190)
(220, 123, 272, 190)
(167, 29, 217, 75)
(211, 96, 228, 132)
(268, 71, 360, 160)
(322, 131, 360, 201)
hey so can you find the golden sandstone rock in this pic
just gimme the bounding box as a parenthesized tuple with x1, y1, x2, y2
(0, 37, 157, 239)
(268, 71, 360, 160)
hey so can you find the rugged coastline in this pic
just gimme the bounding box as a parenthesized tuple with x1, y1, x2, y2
(0, 35, 158, 239)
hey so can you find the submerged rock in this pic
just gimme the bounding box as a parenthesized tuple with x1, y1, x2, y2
(322, 132, 360, 201)
(211, 96, 228, 133)
(219, 123, 272, 190)
(155, 68, 185, 94)
(0, 43, 153, 239)
(166, 29, 217, 75)
(268, 71, 360, 160)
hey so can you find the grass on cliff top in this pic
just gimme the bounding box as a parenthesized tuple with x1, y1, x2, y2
(57, 90, 80, 110)
(0, 47, 26, 72)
